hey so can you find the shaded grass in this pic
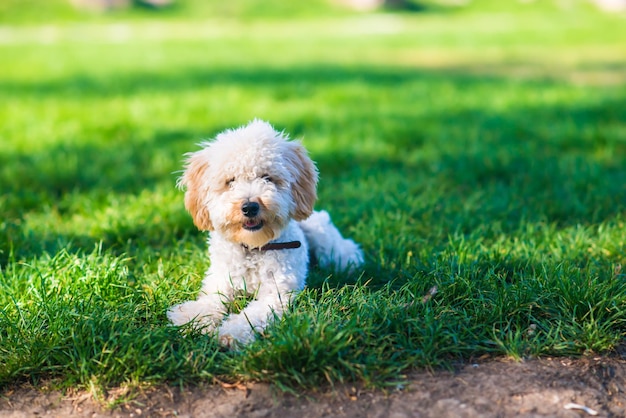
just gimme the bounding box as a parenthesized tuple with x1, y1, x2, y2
(1, 2, 626, 393)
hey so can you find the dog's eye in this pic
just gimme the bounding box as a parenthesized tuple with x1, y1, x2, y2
(261, 174, 274, 183)
(226, 177, 235, 187)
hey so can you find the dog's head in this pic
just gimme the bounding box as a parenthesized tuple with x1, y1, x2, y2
(179, 119, 318, 248)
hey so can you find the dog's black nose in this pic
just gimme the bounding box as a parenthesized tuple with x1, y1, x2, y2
(241, 201, 260, 218)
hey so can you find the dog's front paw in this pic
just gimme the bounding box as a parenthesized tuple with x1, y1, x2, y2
(167, 303, 192, 326)
(167, 300, 220, 332)
(217, 333, 238, 350)
(217, 319, 257, 349)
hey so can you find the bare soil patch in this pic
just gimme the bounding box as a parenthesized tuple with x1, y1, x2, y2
(2, 353, 625, 418)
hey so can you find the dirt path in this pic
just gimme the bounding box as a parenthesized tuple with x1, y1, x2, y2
(2, 355, 625, 418)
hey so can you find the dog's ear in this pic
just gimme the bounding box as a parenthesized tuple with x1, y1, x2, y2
(285, 141, 318, 221)
(179, 150, 214, 231)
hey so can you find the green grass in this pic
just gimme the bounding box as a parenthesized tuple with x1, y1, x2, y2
(1, 0, 626, 394)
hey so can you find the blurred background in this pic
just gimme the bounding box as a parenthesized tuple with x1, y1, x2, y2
(2, 0, 625, 22)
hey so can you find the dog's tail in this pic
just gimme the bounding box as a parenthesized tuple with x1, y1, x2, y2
(298, 210, 364, 273)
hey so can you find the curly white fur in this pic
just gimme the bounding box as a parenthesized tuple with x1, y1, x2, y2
(167, 120, 364, 348)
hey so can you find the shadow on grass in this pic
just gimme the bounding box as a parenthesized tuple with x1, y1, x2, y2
(0, 128, 197, 205)
(2, 60, 626, 99)
(0, 64, 585, 99)
(2, 64, 625, 275)
(0, 127, 202, 264)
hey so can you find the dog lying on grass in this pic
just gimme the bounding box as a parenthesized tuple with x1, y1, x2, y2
(167, 120, 363, 348)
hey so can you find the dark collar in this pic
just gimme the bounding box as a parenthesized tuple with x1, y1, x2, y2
(242, 240, 302, 251)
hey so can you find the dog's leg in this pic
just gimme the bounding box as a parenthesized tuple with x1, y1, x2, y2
(299, 210, 364, 272)
(167, 273, 233, 332)
(217, 284, 296, 348)
(167, 294, 228, 332)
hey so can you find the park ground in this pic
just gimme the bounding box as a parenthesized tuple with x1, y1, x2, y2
(1, 1, 626, 417)
(2, 350, 626, 417)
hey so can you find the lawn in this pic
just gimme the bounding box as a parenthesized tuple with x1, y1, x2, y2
(1, 0, 625, 394)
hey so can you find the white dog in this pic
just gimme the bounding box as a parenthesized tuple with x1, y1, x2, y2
(167, 120, 364, 348)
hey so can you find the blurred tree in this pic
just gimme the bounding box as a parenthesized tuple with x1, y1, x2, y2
(336, 0, 430, 11)
(69, 0, 171, 11)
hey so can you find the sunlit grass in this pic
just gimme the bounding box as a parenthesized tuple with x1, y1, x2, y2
(1, 1, 625, 392)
